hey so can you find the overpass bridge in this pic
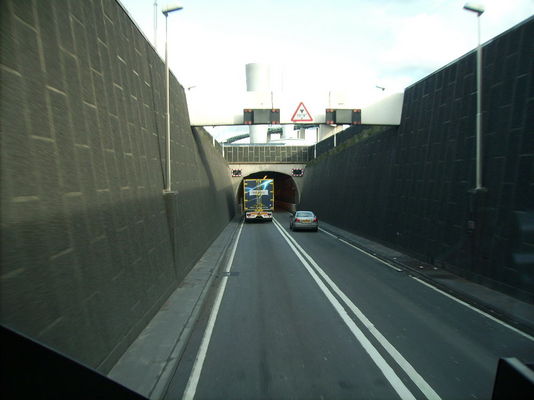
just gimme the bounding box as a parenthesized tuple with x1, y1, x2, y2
(187, 90, 404, 127)
(187, 62, 404, 144)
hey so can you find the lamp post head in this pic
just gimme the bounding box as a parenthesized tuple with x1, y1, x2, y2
(463, 2, 485, 15)
(162, 3, 183, 15)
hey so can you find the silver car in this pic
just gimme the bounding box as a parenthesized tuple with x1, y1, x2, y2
(290, 211, 318, 232)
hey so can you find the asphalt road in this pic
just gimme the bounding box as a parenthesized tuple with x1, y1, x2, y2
(164, 213, 534, 400)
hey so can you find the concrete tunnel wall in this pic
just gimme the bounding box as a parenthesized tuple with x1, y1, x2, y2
(300, 16, 534, 302)
(0, 0, 234, 373)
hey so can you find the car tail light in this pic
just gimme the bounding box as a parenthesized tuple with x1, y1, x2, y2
(313, 218, 317, 222)
(295, 218, 301, 222)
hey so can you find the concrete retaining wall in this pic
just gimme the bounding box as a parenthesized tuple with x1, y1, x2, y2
(0, 0, 234, 372)
(300, 17, 533, 301)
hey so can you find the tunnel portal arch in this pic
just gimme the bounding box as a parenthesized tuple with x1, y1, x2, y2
(235, 171, 300, 213)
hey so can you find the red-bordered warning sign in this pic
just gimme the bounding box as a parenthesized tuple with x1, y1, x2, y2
(291, 102, 313, 122)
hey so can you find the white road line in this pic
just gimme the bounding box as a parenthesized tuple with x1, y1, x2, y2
(318, 224, 533, 344)
(318, 227, 338, 239)
(411, 276, 534, 342)
(336, 237, 403, 272)
(318, 226, 402, 272)
(182, 221, 245, 400)
(274, 218, 441, 400)
(272, 219, 418, 400)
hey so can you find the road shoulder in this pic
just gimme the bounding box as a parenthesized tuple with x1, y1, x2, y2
(107, 217, 242, 399)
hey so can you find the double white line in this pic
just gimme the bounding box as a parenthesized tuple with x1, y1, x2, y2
(272, 218, 441, 400)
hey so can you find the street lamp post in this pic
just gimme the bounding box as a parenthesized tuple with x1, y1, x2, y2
(463, 2, 485, 192)
(153, 1, 158, 47)
(162, 3, 183, 192)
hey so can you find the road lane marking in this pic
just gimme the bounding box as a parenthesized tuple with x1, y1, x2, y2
(272, 219, 419, 400)
(318, 223, 534, 343)
(274, 218, 441, 400)
(411, 276, 534, 342)
(318, 227, 403, 272)
(337, 238, 403, 272)
(318, 227, 338, 239)
(182, 221, 245, 400)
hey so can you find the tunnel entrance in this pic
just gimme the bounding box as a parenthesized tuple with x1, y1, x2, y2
(237, 171, 299, 212)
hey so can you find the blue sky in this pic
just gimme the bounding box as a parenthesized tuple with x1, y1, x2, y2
(119, 0, 532, 139)
(121, 0, 532, 90)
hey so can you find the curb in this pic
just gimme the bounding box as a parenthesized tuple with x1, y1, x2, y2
(151, 216, 243, 399)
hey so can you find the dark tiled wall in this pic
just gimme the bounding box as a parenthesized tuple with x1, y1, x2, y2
(311, 125, 389, 159)
(300, 17, 533, 300)
(1, 0, 233, 372)
(224, 145, 310, 163)
(315, 136, 335, 158)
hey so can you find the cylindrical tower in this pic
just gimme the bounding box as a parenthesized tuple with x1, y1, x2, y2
(246, 63, 271, 91)
(282, 125, 295, 140)
(246, 63, 270, 144)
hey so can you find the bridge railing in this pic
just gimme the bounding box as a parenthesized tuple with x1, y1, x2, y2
(223, 145, 310, 163)
(221, 125, 399, 164)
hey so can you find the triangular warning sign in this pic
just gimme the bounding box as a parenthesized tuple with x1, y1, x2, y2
(291, 102, 313, 122)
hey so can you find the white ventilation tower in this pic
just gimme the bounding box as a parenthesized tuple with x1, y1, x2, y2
(246, 63, 271, 143)
(282, 125, 296, 140)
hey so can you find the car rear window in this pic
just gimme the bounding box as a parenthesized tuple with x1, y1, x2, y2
(296, 212, 314, 217)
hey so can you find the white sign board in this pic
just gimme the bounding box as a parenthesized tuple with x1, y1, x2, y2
(249, 190, 268, 196)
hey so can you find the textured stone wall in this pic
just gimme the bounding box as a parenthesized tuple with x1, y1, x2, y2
(1, 0, 234, 372)
(300, 17, 533, 300)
